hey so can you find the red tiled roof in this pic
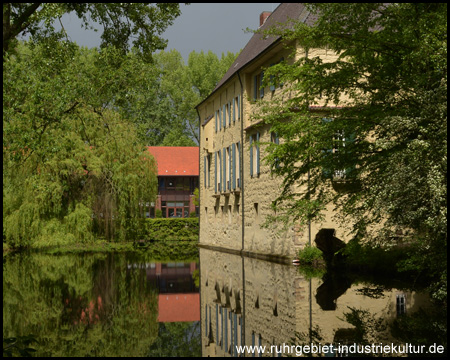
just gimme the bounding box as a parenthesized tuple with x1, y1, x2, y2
(157, 293, 200, 322)
(147, 146, 199, 176)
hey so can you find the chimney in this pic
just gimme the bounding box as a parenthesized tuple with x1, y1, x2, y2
(259, 11, 272, 27)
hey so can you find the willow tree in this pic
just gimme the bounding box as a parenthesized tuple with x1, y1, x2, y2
(3, 40, 158, 247)
(256, 4, 446, 299)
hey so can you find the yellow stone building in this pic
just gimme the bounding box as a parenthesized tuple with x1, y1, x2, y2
(196, 4, 353, 258)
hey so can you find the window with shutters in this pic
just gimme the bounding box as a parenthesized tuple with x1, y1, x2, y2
(216, 150, 222, 193)
(226, 147, 231, 191)
(235, 95, 241, 120)
(270, 132, 280, 170)
(204, 154, 211, 189)
(232, 142, 240, 190)
(249, 133, 260, 177)
(208, 154, 211, 188)
(222, 148, 226, 193)
(223, 104, 226, 129)
(253, 72, 264, 100)
(215, 110, 218, 133)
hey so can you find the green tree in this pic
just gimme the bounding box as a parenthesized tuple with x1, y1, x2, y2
(122, 49, 238, 145)
(3, 3, 183, 60)
(3, 41, 158, 247)
(256, 4, 446, 299)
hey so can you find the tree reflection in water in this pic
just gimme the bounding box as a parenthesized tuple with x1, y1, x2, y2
(3, 252, 200, 357)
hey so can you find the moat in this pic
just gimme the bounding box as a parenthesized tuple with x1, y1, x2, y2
(3, 247, 445, 357)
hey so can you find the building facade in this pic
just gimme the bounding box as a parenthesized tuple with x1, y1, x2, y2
(197, 4, 353, 257)
(147, 146, 199, 218)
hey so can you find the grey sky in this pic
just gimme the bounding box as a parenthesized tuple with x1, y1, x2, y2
(51, 3, 280, 62)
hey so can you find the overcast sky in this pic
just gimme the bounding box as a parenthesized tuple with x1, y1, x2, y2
(52, 3, 280, 62)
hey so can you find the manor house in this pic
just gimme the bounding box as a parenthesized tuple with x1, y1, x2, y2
(196, 3, 353, 258)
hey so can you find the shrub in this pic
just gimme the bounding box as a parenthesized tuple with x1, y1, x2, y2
(144, 218, 199, 241)
(298, 245, 324, 265)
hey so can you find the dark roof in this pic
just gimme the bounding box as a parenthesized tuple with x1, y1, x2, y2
(202, 114, 214, 126)
(197, 3, 317, 109)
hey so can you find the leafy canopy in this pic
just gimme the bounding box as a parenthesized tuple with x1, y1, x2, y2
(3, 3, 183, 60)
(256, 3, 446, 296)
(3, 40, 158, 247)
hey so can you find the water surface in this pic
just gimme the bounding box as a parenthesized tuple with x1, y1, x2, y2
(3, 251, 200, 357)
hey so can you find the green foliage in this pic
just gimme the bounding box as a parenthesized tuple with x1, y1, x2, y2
(147, 322, 201, 357)
(390, 308, 448, 350)
(256, 3, 447, 299)
(3, 3, 182, 60)
(341, 239, 408, 276)
(298, 245, 324, 265)
(296, 264, 326, 280)
(124, 49, 238, 145)
(3, 252, 161, 357)
(339, 306, 387, 345)
(144, 218, 199, 241)
(3, 41, 158, 248)
(193, 187, 200, 206)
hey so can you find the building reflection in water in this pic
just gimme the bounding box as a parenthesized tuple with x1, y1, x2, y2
(199, 248, 430, 357)
(128, 261, 200, 323)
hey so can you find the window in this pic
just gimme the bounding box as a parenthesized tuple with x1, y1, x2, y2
(258, 334, 263, 357)
(227, 146, 231, 191)
(207, 154, 211, 188)
(269, 63, 276, 92)
(216, 304, 219, 346)
(254, 71, 265, 100)
(254, 203, 259, 221)
(252, 332, 256, 357)
(223, 104, 227, 129)
(204, 154, 211, 188)
(270, 131, 279, 144)
(216, 108, 223, 132)
(215, 151, 221, 193)
(167, 177, 176, 189)
(159, 177, 165, 190)
(222, 148, 226, 192)
(270, 57, 285, 91)
(231, 143, 237, 190)
(250, 133, 260, 177)
(271, 132, 280, 170)
(322, 118, 356, 181)
(236, 142, 241, 188)
(397, 294, 406, 316)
